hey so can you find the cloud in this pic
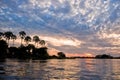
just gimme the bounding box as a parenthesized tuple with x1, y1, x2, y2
(39, 36, 82, 47)
(0, 0, 120, 56)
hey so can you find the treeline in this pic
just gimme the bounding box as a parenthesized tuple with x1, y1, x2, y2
(0, 31, 46, 47)
(95, 54, 120, 59)
(66, 54, 120, 59)
(0, 31, 66, 60)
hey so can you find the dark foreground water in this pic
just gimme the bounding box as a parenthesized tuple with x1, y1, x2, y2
(0, 59, 120, 80)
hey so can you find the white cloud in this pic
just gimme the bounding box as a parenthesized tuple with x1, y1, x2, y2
(0, 0, 120, 56)
(39, 36, 82, 47)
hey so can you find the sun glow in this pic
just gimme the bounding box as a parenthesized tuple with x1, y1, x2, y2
(84, 53, 94, 57)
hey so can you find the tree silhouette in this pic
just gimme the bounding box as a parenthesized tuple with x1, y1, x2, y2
(95, 54, 113, 59)
(18, 45, 30, 59)
(26, 44, 35, 54)
(57, 52, 66, 59)
(32, 47, 49, 60)
(19, 31, 26, 46)
(8, 47, 18, 58)
(33, 35, 40, 47)
(0, 31, 70, 60)
(0, 40, 8, 59)
(4, 31, 13, 46)
(39, 40, 46, 47)
(11, 34, 17, 46)
(24, 36, 31, 45)
(0, 32, 3, 40)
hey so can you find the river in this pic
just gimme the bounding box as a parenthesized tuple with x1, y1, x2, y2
(0, 59, 120, 80)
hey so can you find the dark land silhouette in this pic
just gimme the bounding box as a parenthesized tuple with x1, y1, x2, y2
(68, 54, 120, 59)
(95, 54, 113, 59)
(0, 31, 120, 60)
(0, 31, 67, 60)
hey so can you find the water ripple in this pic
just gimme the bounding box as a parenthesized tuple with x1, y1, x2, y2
(0, 59, 119, 80)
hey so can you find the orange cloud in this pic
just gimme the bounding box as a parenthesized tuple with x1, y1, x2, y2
(47, 48, 59, 56)
(65, 53, 94, 57)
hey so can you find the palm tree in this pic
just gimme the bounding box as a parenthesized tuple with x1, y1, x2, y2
(39, 40, 45, 47)
(24, 36, 31, 45)
(11, 34, 17, 46)
(0, 32, 3, 40)
(33, 35, 40, 47)
(4, 31, 13, 46)
(19, 31, 26, 46)
(26, 44, 35, 54)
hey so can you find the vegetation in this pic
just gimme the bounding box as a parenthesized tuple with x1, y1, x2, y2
(95, 54, 113, 59)
(66, 54, 120, 59)
(50, 52, 66, 59)
(24, 36, 31, 45)
(0, 40, 8, 60)
(1, 31, 119, 60)
(57, 52, 66, 59)
(0, 31, 66, 60)
(11, 34, 17, 46)
(4, 31, 13, 46)
(19, 31, 26, 46)
(33, 35, 40, 47)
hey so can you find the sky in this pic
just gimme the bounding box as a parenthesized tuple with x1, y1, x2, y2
(0, 0, 120, 56)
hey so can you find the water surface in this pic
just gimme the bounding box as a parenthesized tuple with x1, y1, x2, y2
(0, 59, 120, 80)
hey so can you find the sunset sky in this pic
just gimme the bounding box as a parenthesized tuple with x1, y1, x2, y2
(0, 0, 120, 56)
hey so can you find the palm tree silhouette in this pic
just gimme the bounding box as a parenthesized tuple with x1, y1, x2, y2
(4, 31, 13, 46)
(19, 31, 26, 46)
(26, 44, 35, 53)
(11, 34, 17, 46)
(24, 36, 31, 45)
(33, 35, 40, 47)
(39, 40, 45, 47)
